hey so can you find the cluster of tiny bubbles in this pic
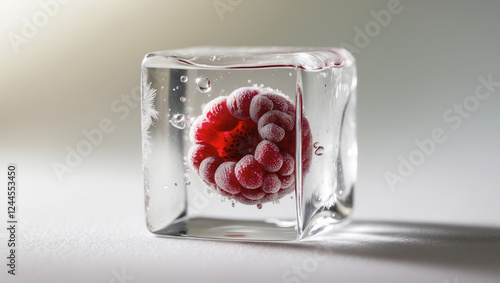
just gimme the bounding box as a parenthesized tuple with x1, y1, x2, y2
(180, 76, 188, 83)
(185, 181, 191, 186)
(313, 142, 324, 156)
(220, 197, 226, 203)
(180, 96, 186, 102)
(170, 113, 189, 129)
(257, 203, 263, 209)
(272, 199, 280, 205)
(195, 77, 211, 93)
(231, 200, 236, 207)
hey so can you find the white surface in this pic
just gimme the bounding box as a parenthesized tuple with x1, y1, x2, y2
(1, 0, 500, 282)
(0, 160, 499, 283)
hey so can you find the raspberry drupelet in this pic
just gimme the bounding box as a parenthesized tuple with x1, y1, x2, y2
(189, 86, 312, 206)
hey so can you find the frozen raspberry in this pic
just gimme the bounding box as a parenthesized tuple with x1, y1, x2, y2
(278, 152, 294, 176)
(249, 95, 274, 123)
(214, 162, 242, 194)
(235, 155, 264, 189)
(227, 87, 260, 120)
(258, 110, 294, 142)
(203, 96, 239, 132)
(190, 116, 222, 144)
(300, 117, 313, 172)
(188, 144, 219, 173)
(255, 140, 283, 172)
(188, 86, 313, 206)
(258, 123, 285, 143)
(279, 174, 295, 189)
(233, 194, 260, 205)
(261, 173, 281, 194)
(260, 92, 289, 112)
(199, 156, 224, 185)
(241, 188, 266, 200)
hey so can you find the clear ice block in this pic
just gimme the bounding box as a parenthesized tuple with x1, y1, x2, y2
(141, 47, 357, 241)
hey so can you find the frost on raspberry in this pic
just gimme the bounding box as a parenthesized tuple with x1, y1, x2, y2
(188, 86, 312, 207)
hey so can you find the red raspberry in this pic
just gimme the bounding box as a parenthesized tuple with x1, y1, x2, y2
(255, 140, 283, 173)
(190, 116, 223, 144)
(235, 155, 264, 189)
(227, 87, 260, 120)
(188, 144, 218, 173)
(188, 86, 312, 207)
(278, 152, 295, 176)
(279, 174, 295, 189)
(214, 162, 242, 194)
(199, 156, 224, 185)
(241, 188, 266, 200)
(203, 96, 239, 132)
(258, 110, 294, 142)
(261, 173, 281, 194)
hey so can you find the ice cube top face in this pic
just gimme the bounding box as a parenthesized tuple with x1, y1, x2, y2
(142, 47, 357, 242)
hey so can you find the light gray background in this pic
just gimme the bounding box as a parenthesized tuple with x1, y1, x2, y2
(1, 0, 499, 282)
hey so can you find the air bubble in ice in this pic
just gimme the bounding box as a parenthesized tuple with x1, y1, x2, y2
(180, 96, 186, 102)
(206, 187, 214, 196)
(195, 77, 211, 93)
(170, 113, 188, 129)
(248, 79, 252, 83)
(210, 56, 216, 61)
(257, 203, 262, 209)
(231, 201, 236, 208)
(289, 72, 292, 76)
(180, 76, 188, 83)
(174, 183, 178, 186)
(185, 181, 191, 186)
(164, 185, 168, 189)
